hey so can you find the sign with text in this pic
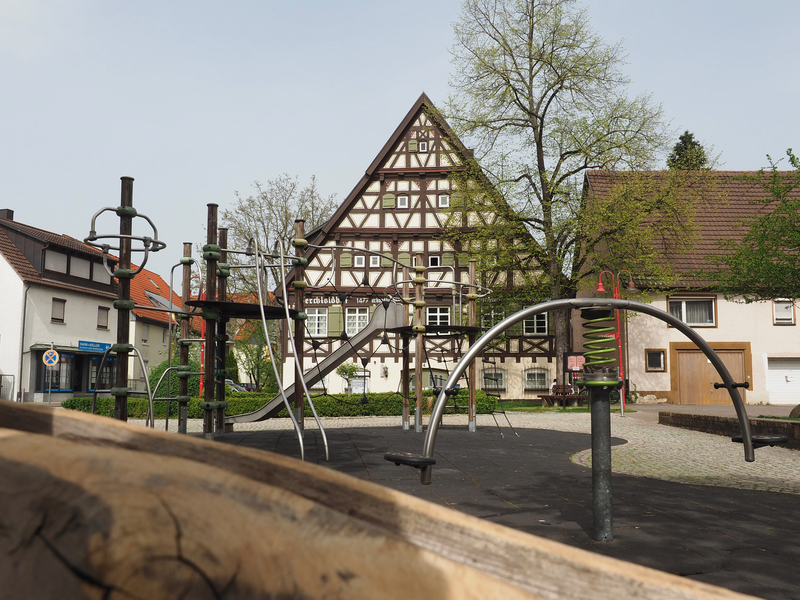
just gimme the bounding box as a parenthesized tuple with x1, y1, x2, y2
(78, 340, 112, 353)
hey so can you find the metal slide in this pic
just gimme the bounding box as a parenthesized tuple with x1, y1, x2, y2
(226, 301, 404, 424)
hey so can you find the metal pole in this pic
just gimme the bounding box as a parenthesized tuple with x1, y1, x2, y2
(414, 253, 425, 433)
(293, 220, 306, 427)
(178, 242, 191, 434)
(114, 176, 134, 422)
(202, 204, 218, 440)
(402, 265, 410, 429)
(467, 260, 477, 432)
(215, 227, 228, 437)
(590, 384, 615, 541)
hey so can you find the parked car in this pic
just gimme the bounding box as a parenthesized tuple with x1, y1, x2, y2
(225, 379, 248, 392)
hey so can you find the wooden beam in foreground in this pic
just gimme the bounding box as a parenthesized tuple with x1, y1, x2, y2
(0, 401, 761, 600)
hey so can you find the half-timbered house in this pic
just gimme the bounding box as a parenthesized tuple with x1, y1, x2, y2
(279, 94, 557, 400)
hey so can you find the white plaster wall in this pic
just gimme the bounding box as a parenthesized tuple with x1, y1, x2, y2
(0, 256, 24, 398)
(25, 286, 117, 350)
(624, 295, 800, 404)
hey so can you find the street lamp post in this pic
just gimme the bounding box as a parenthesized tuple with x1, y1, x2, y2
(596, 270, 635, 415)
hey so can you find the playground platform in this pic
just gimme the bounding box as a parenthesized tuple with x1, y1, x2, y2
(219, 404, 800, 600)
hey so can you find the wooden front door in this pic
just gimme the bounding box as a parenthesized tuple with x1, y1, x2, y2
(676, 350, 746, 405)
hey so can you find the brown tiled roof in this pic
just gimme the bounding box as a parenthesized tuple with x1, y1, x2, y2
(0, 228, 117, 299)
(129, 264, 186, 326)
(0, 217, 100, 257)
(585, 170, 783, 286)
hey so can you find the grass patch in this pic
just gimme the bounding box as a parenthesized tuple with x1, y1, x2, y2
(756, 415, 800, 422)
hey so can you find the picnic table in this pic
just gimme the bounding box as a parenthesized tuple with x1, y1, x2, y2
(538, 384, 588, 407)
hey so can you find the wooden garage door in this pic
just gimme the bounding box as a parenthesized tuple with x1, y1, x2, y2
(677, 350, 746, 405)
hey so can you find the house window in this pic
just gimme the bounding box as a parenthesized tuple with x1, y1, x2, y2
(92, 263, 112, 284)
(51, 298, 66, 323)
(141, 324, 149, 345)
(429, 255, 441, 267)
(44, 250, 67, 273)
(397, 195, 409, 209)
(97, 306, 110, 330)
(162, 328, 168, 345)
(70, 256, 91, 279)
(310, 375, 327, 391)
(524, 369, 549, 391)
(438, 194, 450, 208)
(346, 307, 370, 335)
(370, 255, 381, 268)
(645, 349, 666, 372)
(523, 314, 547, 335)
(482, 369, 506, 391)
(773, 299, 795, 325)
(419, 141, 428, 152)
(306, 308, 328, 337)
(354, 255, 365, 268)
(668, 297, 716, 326)
(427, 306, 450, 326)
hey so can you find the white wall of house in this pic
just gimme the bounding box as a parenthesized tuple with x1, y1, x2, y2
(127, 317, 171, 390)
(624, 294, 800, 404)
(20, 285, 117, 401)
(0, 256, 25, 400)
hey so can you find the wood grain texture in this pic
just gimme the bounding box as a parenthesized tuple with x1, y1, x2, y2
(0, 401, 760, 600)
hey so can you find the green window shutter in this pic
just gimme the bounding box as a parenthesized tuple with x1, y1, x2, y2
(382, 193, 396, 209)
(408, 140, 418, 152)
(328, 305, 343, 337)
(340, 253, 353, 268)
(442, 253, 455, 267)
(397, 252, 411, 268)
(457, 254, 471, 268)
(381, 254, 393, 268)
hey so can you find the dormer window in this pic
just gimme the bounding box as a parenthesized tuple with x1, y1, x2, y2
(419, 141, 428, 152)
(397, 195, 409, 209)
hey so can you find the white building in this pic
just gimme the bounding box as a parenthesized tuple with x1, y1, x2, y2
(0, 209, 182, 402)
(0, 209, 118, 402)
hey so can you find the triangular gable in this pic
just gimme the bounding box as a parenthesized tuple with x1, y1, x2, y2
(300, 93, 472, 274)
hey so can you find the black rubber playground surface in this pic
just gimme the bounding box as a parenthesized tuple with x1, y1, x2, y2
(220, 423, 800, 600)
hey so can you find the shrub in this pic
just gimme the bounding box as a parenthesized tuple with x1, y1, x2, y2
(149, 357, 202, 398)
(62, 389, 498, 419)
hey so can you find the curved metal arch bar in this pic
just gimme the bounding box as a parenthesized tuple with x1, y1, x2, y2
(420, 298, 754, 484)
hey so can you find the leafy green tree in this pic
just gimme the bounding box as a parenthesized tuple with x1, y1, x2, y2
(233, 321, 279, 392)
(709, 149, 800, 301)
(667, 131, 709, 170)
(149, 356, 201, 398)
(443, 0, 698, 375)
(222, 174, 337, 297)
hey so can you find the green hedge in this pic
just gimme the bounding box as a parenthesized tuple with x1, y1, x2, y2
(62, 389, 497, 419)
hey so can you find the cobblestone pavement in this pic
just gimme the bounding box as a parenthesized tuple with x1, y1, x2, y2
(135, 407, 799, 495)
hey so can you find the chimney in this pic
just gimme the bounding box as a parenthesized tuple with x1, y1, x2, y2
(0, 209, 13, 221)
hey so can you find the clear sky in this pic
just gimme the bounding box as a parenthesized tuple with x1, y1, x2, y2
(2, 0, 798, 281)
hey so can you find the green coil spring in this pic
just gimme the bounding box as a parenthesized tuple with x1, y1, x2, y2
(582, 311, 618, 369)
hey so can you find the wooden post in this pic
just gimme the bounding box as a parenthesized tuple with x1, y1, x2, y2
(293, 220, 306, 427)
(202, 204, 218, 440)
(401, 265, 410, 430)
(414, 254, 425, 433)
(178, 242, 192, 434)
(215, 227, 228, 437)
(468, 260, 477, 432)
(114, 176, 134, 422)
